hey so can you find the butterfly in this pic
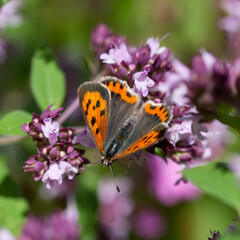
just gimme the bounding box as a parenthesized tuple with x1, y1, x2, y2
(78, 76, 172, 190)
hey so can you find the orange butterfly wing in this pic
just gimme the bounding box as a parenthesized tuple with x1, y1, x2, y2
(113, 101, 172, 159)
(78, 82, 110, 154)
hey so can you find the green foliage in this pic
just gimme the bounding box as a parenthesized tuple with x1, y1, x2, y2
(0, 196, 28, 236)
(30, 46, 66, 111)
(0, 158, 8, 185)
(0, 156, 28, 236)
(216, 105, 240, 133)
(183, 163, 240, 214)
(222, 231, 240, 240)
(0, 0, 9, 7)
(154, 147, 167, 160)
(0, 110, 32, 135)
(76, 171, 99, 240)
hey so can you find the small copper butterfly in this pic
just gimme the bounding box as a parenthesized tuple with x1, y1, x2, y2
(78, 76, 172, 190)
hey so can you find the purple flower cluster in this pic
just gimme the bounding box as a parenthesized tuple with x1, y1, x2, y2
(218, 0, 240, 56)
(147, 153, 201, 206)
(146, 120, 229, 206)
(91, 24, 236, 168)
(132, 208, 168, 239)
(208, 218, 239, 239)
(97, 177, 134, 240)
(189, 50, 240, 118)
(0, 0, 22, 64)
(92, 24, 172, 98)
(208, 230, 222, 240)
(19, 199, 80, 240)
(21, 105, 88, 188)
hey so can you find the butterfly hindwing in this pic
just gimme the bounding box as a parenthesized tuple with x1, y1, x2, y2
(100, 76, 141, 150)
(114, 100, 172, 159)
(78, 82, 110, 154)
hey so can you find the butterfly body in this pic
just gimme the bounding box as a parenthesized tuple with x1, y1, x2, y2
(104, 114, 137, 162)
(78, 76, 172, 167)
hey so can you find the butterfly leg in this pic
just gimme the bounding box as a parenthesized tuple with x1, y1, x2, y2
(124, 159, 133, 176)
(117, 159, 127, 168)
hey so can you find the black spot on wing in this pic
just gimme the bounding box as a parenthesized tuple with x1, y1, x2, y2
(132, 146, 138, 151)
(142, 136, 148, 141)
(100, 109, 105, 116)
(86, 99, 91, 110)
(91, 117, 96, 126)
(126, 91, 132, 98)
(96, 100, 100, 108)
(96, 128, 99, 134)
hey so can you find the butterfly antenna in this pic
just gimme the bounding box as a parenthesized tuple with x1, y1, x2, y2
(81, 159, 102, 173)
(109, 163, 120, 192)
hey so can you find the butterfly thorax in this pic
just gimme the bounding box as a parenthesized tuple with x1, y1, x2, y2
(104, 114, 136, 160)
(101, 157, 111, 167)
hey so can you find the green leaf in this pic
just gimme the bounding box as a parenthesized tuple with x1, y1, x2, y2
(154, 147, 166, 159)
(222, 231, 240, 240)
(0, 157, 8, 185)
(76, 171, 99, 240)
(183, 163, 240, 213)
(228, 128, 240, 154)
(216, 105, 240, 133)
(0, 158, 28, 236)
(0, 110, 32, 135)
(0, 0, 9, 7)
(0, 196, 28, 236)
(30, 46, 66, 111)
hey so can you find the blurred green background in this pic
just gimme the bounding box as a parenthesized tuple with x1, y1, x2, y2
(0, 0, 237, 239)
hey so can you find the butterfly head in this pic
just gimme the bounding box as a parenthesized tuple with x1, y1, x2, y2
(101, 156, 111, 167)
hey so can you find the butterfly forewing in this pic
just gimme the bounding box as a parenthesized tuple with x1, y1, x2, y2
(78, 82, 110, 153)
(113, 100, 172, 159)
(100, 77, 141, 150)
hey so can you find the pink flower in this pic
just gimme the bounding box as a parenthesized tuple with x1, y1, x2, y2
(100, 42, 132, 65)
(98, 177, 134, 240)
(158, 59, 191, 106)
(166, 120, 194, 146)
(19, 197, 80, 240)
(73, 129, 96, 148)
(59, 161, 78, 180)
(42, 161, 78, 189)
(200, 120, 230, 160)
(41, 118, 60, 145)
(0, 228, 15, 240)
(133, 70, 155, 97)
(229, 58, 240, 95)
(228, 155, 240, 178)
(218, 0, 240, 33)
(132, 208, 167, 239)
(0, 0, 22, 30)
(147, 153, 201, 206)
(146, 37, 166, 57)
(200, 49, 217, 71)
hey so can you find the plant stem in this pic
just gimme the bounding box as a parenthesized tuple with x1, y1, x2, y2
(57, 96, 79, 124)
(0, 135, 27, 145)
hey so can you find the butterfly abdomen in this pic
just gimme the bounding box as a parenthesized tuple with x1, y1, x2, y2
(105, 114, 136, 159)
